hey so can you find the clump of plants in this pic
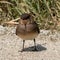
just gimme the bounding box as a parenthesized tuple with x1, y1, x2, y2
(0, 0, 60, 30)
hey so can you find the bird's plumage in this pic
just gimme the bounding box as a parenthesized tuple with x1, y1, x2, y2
(16, 13, 40, 40)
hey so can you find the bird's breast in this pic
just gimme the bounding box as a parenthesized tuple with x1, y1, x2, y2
(17, 31, 38, 40)
(16, 23, 39, 40)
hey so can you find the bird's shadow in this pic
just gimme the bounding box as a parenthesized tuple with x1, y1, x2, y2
(21, 44, 47, 52)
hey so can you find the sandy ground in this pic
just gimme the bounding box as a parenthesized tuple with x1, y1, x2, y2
(0, 26, 60, 60)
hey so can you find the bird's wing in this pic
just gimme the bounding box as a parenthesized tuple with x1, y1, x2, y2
(33, 21, 40, 33)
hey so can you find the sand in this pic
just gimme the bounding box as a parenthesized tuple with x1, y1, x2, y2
(0, 26, 60, 60)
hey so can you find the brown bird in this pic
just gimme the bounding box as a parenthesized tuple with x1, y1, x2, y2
(16, 13, 40, 51)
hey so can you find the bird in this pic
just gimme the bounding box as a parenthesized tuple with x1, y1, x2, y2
(16, 13, 40, 51)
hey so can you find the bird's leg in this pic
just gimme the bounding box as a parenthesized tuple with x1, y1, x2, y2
(34, 39, 37, 51)
(22, 40, 25, 51)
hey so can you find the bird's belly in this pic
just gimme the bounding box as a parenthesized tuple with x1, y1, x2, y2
(17, 32, 38, 40)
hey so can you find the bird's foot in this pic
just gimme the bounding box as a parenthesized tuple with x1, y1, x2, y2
(21, 49, 25, 52)
(32, 47, 38, 51)
(18, 49, 24, 52)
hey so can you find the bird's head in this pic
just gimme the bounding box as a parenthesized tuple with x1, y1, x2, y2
(19, 13, 35, 25)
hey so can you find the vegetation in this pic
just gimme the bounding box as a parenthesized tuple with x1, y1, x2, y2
(0, 0, 60, 30)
